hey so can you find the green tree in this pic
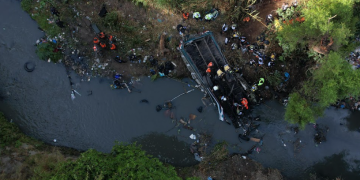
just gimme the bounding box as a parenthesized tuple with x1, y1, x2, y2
(285, 52, 360, 127)
(52, 143, 181, 180)
(285, 92, 318, 128)
(277, 0, 358, 54)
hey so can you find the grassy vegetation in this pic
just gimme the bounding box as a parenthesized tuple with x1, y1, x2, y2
(0, 113, 188, 179)
(198, 141, 229, 173)
(36, 42, 62, 63)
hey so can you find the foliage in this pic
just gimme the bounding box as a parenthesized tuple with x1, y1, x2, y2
(285, 52, 360, 127)
(304, 52, 360, 107)
(21, 0, 33, 12)
(103, 11, 119, 30)
(0, 113, 23, 147)
(267, 70, 282, 86)
(0, 113, 43, 148)
(52, 142, 181, 179)
(277, 0, 357, 55)
(199, 141, 228, 173)
(284, 92, 319, 128)
(36, 43, 62, 63)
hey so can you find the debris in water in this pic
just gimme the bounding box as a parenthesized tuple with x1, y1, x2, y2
(189, 114, 196, 120)
(189, 134, 196, 140)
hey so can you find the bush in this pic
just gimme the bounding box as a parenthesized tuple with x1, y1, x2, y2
(21, 0, 33, 12)
(36, 42, 62, 63)
(0, 113, 23, 147)
(52, 142, 181, 179)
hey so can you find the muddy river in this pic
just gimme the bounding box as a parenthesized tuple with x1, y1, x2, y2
(1, 1, 360, 179)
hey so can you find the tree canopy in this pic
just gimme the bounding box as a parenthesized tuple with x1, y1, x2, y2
(277, 0, 358, 54)
(52, 143, 181, 180)
(285, 52, 360, 128)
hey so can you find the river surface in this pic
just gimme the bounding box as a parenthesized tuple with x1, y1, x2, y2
(1, 1, 360, 179)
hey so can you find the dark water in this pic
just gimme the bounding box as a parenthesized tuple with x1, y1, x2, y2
(1, 0, 360, 179)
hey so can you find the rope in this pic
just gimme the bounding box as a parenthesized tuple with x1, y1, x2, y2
(170, 89, 195, 102)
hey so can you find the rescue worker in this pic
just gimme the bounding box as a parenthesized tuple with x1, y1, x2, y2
(292, 0, 298, 7)
(93, 45, 97, 52)
(99, 32, 105, 39)
(267, 14, 273, 22)
(51, 7, 60, 16)
(232, 31, 240, 39)
(193, 12, 202, 21)
(110, 43, 116, 50)
(251, 84, 258, 92)
(240, 36, 247, 45)
(258, 78, 265, 86)
(225, 37, 230, 45)
(205, 13, 213, 22)
(108, 35, 114, 43)
(231, 43, 238, 50)
(183, 12, 189, 21)
(100, 42, 106, 48)
(241, 98, 249, 109)
(248, 44, 255, 52)
(231, 23, 237, 31)
(258, 57, 264, 66)
(93, 37, 99, 44)
(271, 53, 276, 61)
(243, 17, 250, 23)
(55, 19, 65, 28)
(115, 56, 125, 63)
(268, 61, 275, 67)
(282, 3, 289, 11)
(221, 23, 228, 34)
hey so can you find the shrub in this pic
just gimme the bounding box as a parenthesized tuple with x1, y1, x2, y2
(36, 42, 62, 63)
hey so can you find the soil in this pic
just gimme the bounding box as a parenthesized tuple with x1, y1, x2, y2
(177, 154, 283, 180)
(36, 0, 298, 83)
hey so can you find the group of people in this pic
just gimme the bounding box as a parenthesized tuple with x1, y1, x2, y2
(93, 32, 116, 52)
(182, 8, 219, 22)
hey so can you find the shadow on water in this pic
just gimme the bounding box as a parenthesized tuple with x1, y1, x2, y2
(132, 132, 198, 166)
(346, 111, 360, 131)
(305, 151, 360, 180)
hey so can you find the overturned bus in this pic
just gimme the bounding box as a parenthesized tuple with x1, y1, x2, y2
(178, 31, 257, 128)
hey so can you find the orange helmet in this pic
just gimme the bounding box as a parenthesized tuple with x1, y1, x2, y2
(100, 42, 106, 48)
(206, 68, 211, 73)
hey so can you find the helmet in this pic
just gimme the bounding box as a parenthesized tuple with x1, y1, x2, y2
(213, 86, 219, 91)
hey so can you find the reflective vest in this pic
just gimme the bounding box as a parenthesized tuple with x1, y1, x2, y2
(258, 78, 265, 86)
(108, 35, 113, 41)
(99, 32, 105, 38)
(243, 17, 250, 22)
(93, 37, 99, 44)
(208, 62, 213, 67)
(206, 68, 211, 73)
(224, 64, 230, 72)
(100, 42, 106, 48)
(183, 13, 189, 19)
(205, 14, 212, 20)
(193, 12, 200, 19)
(217, 69, 224, 77)
(110, 44, 116, 50)
(241, 98, 249, 109)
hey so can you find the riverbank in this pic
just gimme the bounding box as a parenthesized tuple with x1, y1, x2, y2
(0, 112, 283, 179)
